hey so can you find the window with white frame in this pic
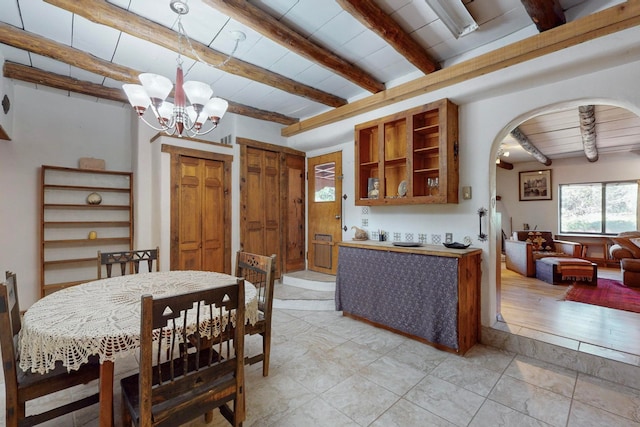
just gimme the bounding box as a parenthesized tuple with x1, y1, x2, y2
(559, 181, 638, 234)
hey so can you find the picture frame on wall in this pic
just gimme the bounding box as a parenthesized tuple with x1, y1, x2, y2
(519, 169, 552, 201)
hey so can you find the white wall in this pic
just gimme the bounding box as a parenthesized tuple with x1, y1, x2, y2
(0, 84, 132, 307)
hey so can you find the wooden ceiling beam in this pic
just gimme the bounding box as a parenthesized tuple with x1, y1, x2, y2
(203, 0, 385, 93)
(496, 160, 514, 170)
(4, 62, 128, 103)
(520, 0, 566, 32)
(44, 0, 346, 108)
(282, 1, 640, 137)
(336, 0, 439, 75)
(510, 127, 552, 166)
(2, 59, 297, 125)
(579, 105, 598, 162)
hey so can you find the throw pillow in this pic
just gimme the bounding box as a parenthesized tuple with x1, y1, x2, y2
(612, 237, 640, 258)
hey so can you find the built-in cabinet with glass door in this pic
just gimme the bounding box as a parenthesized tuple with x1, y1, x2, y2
(355, 98, 459, 205)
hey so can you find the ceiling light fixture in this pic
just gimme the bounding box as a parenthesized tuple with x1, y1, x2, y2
(123, 0, 243, 137)
(424, 0, 478, 38)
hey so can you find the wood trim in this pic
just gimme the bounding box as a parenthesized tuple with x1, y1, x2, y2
(236, 137, 305, 157)
(161, 144, 233, 163)
(150, 132, 232, 148)
(281, 1, 640, 137)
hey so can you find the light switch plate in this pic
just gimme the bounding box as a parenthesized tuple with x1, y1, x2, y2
(462, 186, 472, 200)
(445, 233, 453, 244)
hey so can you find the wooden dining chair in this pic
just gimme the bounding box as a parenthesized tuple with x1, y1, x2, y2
(236, 252, 276, 377)
(120, 278, 246, 427)
(0, 271, 100, 427)
(97, 246, 159, 279)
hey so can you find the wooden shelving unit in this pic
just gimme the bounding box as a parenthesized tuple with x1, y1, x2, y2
(40, 165, 133, 296)
(355, 98, 459, 205)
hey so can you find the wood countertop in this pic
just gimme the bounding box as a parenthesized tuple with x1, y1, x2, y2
(338, 240, 482, 258)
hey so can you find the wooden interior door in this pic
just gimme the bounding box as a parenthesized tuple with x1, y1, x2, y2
(308, 152, 342, 275)
(166, 145, 232, 274)
(241, 146, 281, 276)
(177, 156, 225, 271)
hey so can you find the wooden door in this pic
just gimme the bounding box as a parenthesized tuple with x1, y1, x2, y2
(177, 156, 225, 271)
(308, 152, 342, 275)
(165, 144, 232, 275)
(284, 153, 305, 272)
(241, 147, 281, 276)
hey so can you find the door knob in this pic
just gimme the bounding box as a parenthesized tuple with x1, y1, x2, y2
(335, 215, 341, 219)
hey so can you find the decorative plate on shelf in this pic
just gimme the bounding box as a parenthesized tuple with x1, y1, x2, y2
(398, 180, 407, 197)
(86, 192, 102, 205)
(443, 242, 471, 249)
(392, 242, 422, 247)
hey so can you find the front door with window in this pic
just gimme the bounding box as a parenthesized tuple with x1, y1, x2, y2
(307, 152, 342, 275)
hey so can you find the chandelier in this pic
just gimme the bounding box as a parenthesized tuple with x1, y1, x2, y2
(123, 0, 240, 137)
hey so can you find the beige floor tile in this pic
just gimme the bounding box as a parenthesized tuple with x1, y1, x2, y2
(431, 356, 502, 396)
(323, 374, 400, 425)
(358, 354, 427, 396)
(503, 355, 578, 398)
(266, 397, 359, 427)
(568, 400, 640, 427)
(469, 399, 552, 427)
(404, 375, 486, 426)
(573, 373, 640, 423)
(370, 398, 457, 427)
(489, 375, 572, 427)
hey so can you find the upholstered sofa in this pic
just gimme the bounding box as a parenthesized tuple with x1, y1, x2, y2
(505, 231, 582, 277)
(609, 231, 640, 287)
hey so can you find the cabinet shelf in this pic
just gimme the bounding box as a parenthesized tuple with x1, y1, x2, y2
(41, 165, 133, 297)
(43, 237, 131, 246)
(43, 257, 97, 266)
(44, 221, 131, 227)
(414, 168, 440, 174)
(414, 146, 439, 154)
(355, 99, 458, 205)
(44, 184, 130, 192)
(44, 204, 130, 210)
(414, 124, 439, 133)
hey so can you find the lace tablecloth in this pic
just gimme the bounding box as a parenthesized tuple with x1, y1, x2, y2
(19, 271, 257, 374)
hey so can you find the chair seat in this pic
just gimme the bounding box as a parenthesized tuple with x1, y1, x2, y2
(18, 356, 100, 400)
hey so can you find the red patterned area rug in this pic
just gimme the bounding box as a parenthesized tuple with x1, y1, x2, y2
(565, 278, 640, 313)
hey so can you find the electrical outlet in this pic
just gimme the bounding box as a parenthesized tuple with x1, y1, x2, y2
(445, 233, 453, 244)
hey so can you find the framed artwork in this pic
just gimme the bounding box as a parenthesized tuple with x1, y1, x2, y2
(519, 169, 552, 201)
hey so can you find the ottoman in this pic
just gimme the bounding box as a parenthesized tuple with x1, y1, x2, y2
(621, 258, 640, 287)
(535, 257, 597, 285)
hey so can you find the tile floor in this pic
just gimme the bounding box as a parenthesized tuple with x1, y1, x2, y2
(4, 275, 640, 427)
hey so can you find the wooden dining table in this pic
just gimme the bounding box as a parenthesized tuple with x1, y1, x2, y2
(19, 270, 258, 427)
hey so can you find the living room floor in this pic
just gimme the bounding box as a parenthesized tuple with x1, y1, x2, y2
(499, 263, 640, 356)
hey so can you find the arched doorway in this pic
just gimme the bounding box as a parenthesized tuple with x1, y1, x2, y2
(491, 101, 640, 356)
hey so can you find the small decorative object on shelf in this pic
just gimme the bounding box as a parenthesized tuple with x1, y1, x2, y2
(86, 192, 102, 205)
(478, 207, 488, 241)
(351, 226, 368, 241)
(88, 231, 97, 240)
